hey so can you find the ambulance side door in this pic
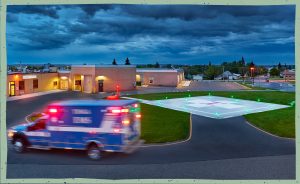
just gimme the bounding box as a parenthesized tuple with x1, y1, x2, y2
(26, 119, 50, 147)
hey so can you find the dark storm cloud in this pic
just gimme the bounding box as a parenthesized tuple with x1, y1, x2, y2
(6, 4, 295, 64)
(7, 5, 61, 19)
(79, 4, 114, 16)
(119, 5, 294, 22)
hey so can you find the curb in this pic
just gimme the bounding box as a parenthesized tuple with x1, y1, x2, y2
(234, 82, 252, 90)
(7, 90, 65, 102)
(245, 120, 295, 140)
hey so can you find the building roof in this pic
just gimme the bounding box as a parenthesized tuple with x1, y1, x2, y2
(137, 68, 183, 73)
(72, 64, 136, 68)
(58, 70, 71, 73)
(283, 70, 295, 75)
(49, 99, 138, 107)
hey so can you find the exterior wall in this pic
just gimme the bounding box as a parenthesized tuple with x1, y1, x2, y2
(7, 66, 184, 97)
(58, 72, 71, 90)
(283, 70, 295, 80)
(7, 73, 59, 97)
(284, 74, 295, 80)
(137, 71, 183, 87)
(95, 67, 136, 92)
(70, 65, 136, 93)
(70, 66, 95, 92)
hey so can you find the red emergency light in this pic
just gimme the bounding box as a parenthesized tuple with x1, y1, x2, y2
(107, 95, 119, 100)
(49, 108, 58, 113)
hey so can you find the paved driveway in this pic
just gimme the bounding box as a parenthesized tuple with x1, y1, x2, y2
(5, 91, 295, 179)
(254, 82, 295, 92)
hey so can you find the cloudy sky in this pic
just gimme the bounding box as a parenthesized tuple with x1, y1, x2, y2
(6, 4, 295, 65)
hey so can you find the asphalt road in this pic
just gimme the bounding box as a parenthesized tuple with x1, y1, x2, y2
(6, 91, 295, 179)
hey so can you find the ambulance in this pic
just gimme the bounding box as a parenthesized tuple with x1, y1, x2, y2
(7, 99, 143, 160)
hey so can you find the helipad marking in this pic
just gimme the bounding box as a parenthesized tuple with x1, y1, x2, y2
(124, 96, 289, 119)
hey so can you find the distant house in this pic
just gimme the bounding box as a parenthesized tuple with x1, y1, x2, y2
(282, 69, 295, 80)
(216, 71, 240, 80)
(49, 66, 58, 72)
(192, 74, 203, 81)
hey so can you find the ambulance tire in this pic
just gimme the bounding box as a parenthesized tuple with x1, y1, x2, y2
(13, 138, 26, 153)
(87, 144, 102, 160)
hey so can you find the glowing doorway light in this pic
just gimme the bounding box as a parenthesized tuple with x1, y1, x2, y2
(60, 76, 68, 80)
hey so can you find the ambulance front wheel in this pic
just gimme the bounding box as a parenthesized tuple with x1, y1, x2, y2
(87, 144, 102, 160)
(13, 138, 26, 153)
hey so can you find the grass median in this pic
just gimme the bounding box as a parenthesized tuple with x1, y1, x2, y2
(129, 91, 295, 138)
(140, 103, 190, 143)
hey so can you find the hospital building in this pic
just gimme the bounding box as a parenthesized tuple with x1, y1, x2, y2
(7, 65, 184, 97)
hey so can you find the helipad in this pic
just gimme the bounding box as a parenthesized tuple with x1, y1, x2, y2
(128, 96, 290, 119)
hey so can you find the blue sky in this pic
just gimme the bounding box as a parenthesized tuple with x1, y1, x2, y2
(6, 5, 295, 65)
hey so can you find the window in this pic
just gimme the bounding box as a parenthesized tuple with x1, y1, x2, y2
(53, 81, 58, 86)
(19, 81, 25, 90)
(33, 79, 38, 89)
(149, 77, 154, 84)
(28, 119, 46, 131)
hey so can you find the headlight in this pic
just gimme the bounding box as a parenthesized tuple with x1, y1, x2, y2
(7, 130, 15, 138)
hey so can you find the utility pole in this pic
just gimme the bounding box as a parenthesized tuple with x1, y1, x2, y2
(250, 67, 255, 86)
(222, 66, 224, 82)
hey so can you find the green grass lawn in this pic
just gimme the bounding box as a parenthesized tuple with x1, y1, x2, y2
(140, 103, 190, 143)
(130, 91, 295, 138)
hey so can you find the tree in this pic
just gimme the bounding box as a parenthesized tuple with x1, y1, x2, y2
(125, 57, 131, 65)
(248, 61, 255, 68)
(277, 62, 282, 71)
(269, 67, 280, 77)
(154, 62, 160, 68)
(284, 63, 287, 70)
(208, 61, 212, 66)
(112, 58, 117, 65)
(241, 56, 246, 66)
(204, 65, 222, 80)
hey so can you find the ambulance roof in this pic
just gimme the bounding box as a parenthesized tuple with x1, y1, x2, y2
(49, 99, 138, 107)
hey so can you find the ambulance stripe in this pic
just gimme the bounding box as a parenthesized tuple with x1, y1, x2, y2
(47, 125, 121, 133)
(24, 132, 51, 137)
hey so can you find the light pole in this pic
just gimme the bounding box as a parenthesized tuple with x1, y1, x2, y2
(250, 67, 255, 85)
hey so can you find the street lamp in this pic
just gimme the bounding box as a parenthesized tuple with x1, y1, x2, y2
(250, 67, 255, 85)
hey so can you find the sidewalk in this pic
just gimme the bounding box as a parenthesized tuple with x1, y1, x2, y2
(7, 90, 65, 102)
